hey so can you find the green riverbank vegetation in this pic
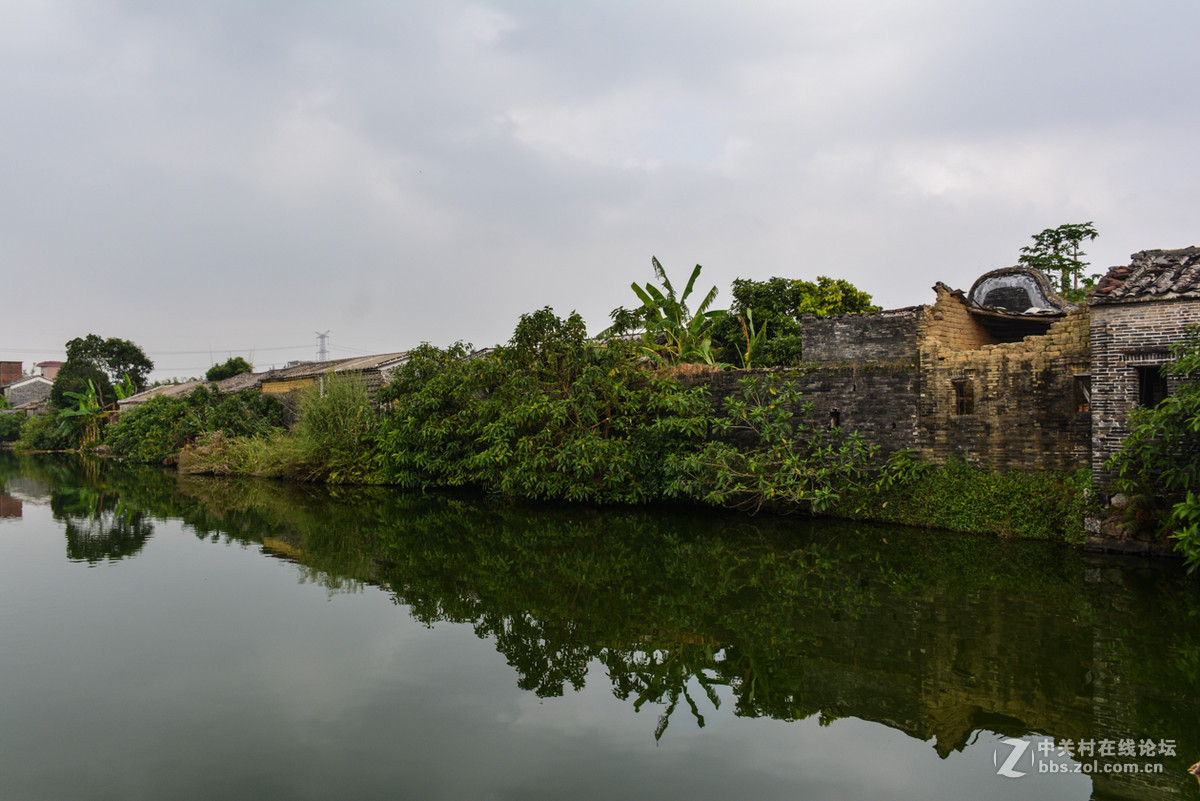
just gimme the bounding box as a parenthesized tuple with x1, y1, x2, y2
(165, 304, 1086, 544)
(11, 257, 1116, 546)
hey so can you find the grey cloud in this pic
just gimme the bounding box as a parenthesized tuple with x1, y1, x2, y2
(2, 0, 1199, 377)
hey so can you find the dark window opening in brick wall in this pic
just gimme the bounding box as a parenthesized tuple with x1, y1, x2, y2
(830, 409, 840, 428)
(1136, 365, 1169, 408)
(952, 379, 974, 415)
(1074, 375, 1091, 414)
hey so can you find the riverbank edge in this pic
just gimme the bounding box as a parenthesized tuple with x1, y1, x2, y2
(18, 439, 1178, 558)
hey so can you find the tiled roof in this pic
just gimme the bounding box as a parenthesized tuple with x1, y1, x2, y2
(1091, 246, 1200, 304)
(119, 380, 206, 406)
(260, 352, 409, 382)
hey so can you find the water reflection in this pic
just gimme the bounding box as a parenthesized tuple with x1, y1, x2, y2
(2, 451, 1198, 799)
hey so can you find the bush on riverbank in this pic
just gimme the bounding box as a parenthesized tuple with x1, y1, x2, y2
(836, 452, 1091, 543)
(375, 309, 714, 503)
(163, 305, 1089, 544)
(178, 374, 382, 483)
(104, 387, 286, 464)
(15, 407, 75, 451)
(0, 412, 26, 443)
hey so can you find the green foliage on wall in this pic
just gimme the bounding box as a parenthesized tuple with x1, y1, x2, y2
(1108, 328, 1200, 568)
(838, 453, 1091, 544)
(668, 376, 877, 514)
(1017, 222, 1100, 302)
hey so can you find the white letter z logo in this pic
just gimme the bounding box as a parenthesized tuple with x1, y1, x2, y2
(994, 738, 1030, 778)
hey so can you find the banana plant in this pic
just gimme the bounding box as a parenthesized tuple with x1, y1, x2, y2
(58, 379, 105, 447)
(630, 257, 726, 366)
(114, 374, 138, 401)
(737, 309, 769, 369)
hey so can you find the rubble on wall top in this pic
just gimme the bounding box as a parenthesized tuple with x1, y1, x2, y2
(1091, 246, 1200, 303)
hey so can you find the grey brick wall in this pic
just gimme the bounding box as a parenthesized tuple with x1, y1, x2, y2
(1090, 298, 1200, 485)
(5, 380, 51, 408)
(801, 307, 924, 364)
(680, 364, 921, 459)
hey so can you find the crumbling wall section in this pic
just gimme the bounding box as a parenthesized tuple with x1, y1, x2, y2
(923, 283, 1000, 350)
(918, 305, 1091, 471)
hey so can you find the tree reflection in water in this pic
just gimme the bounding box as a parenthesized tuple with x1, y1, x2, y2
(3, 450, 1199, 799)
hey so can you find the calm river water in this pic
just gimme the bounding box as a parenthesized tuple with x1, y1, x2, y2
(1, 452, 1198, 800)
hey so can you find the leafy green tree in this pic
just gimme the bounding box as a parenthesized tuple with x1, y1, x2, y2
(206, 357, 253, 382)
(711, 276, 880, 366)
(377, 309, 713, 502)
(51, 334, 153, 409)
(608, 258, 726, 366)
(50, 361, 114, 412)
(1017, 222, 1099, 301)
(0, 411, 25, 442)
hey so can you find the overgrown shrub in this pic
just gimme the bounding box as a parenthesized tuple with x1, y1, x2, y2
(289, 373, 381, 482)
(104, 386, 285, 464)
(839, 452, 1091, 543)
(178, 375, 381, 483)
(376, 309, 713, 503)
(1108, 328, 1200, 567)
(0, 411, 26, 443)
(15, 408, 75, 451)
(667, 376, 877, 513)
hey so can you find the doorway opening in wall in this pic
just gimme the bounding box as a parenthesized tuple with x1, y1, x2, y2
(952, 379, 974, 415)
(1136, 365, 1168, 408)
(1074, 374, 1091, 414)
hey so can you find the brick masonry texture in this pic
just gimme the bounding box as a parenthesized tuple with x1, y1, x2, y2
(4, 379, 52, 408)
(686, 284, 1092, 473)
(680, 364, 921, 457)
(680, 255, 1200, 486)
(1089, 297, 1200, 483)
(801, 307, 924, 364)
(919, 287, 1091, 471)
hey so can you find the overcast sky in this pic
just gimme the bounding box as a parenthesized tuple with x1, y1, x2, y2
(3, 0, 1198, 380)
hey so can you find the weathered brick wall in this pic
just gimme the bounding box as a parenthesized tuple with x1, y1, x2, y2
(923, 283, 1000, 350)
(801, 307, 925, 364)
(1090, 298, 1200, 485)
(0, 362, 21, 387)
(918, 307, 1091, 471)
(680, 364, 920, 457)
